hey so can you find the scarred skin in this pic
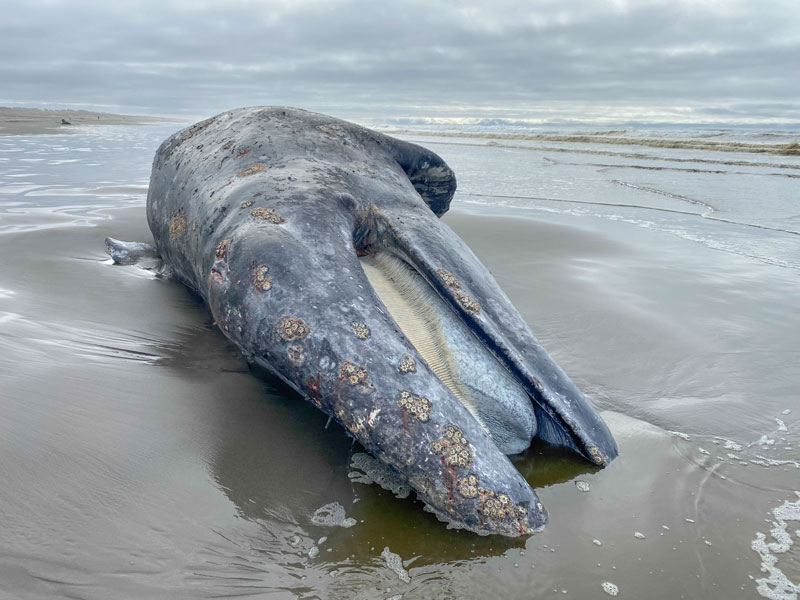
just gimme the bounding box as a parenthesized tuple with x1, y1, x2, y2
(141, 107, 618, 536)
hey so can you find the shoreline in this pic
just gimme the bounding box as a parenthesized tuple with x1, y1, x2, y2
(0, 106, 177, 135)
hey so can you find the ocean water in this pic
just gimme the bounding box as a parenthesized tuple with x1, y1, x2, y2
(0, 120, 798, 599)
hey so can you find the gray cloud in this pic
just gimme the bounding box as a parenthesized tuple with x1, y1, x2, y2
(2, 0, 798, 123)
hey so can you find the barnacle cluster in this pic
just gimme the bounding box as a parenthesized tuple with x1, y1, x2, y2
(397, 391, 431, 422)
(339, 360, 369, 385)
(250, 207, 285, 224)
(455, 292, 480, 314)
(240, 199, 254, 208)
(588, 446, 607, 466)
(436, 269, 480, 313)
(177, 117, 214, 144)
(252, 264, 272, 291)
(398, 355, 416, 373)
(237, 163, 267, 177)
(277, 316, 310, 341)
(351, 321, 370, 339)
(478, 488, 529, 521)
(457, 474, 479, 498)
(318, 124, 344, 137)
(169, 209, 187, 239)
(430, 425, 473, 469)
(215, 239, 229, 259)
(436, 268, 461, 289)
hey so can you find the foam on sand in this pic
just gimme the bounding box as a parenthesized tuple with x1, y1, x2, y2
(751, 492, 800, 600)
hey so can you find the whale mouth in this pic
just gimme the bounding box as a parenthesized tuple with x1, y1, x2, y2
(359, 250, 538, 456)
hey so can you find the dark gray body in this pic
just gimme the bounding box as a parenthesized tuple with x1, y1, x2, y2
(138, 107, 617, 536)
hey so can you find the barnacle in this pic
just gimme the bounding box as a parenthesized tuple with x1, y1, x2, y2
(436, 268, 461, 290)
(455, 292, 480, 314)
(277, 316, 310, 341)
(215, 239, 229, 259)
(430, 424, 473, 469)
(351, 321, 370, 339)
(169, 209, 187, 239)
(240, 199, 254, 209)
(339, 360, 369, 385)
(457, 474, 479, 498)
(477, 488, 527, 521)
(252, 265, 272, 291)
(237, 163, 267, 177)
(250, 207, 285, 224)
(397, 391, 431, 422)
(398, 355, 416, 373)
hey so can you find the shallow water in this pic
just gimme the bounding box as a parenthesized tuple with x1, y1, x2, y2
(0, 123, 798, 599)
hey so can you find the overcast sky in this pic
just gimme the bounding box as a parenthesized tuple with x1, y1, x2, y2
(2, 0, 799, 124)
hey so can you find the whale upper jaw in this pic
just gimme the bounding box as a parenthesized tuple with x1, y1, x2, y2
(134, 106, 618, 537)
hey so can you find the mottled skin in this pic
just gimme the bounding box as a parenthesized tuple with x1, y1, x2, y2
(141, 107, 617, 536)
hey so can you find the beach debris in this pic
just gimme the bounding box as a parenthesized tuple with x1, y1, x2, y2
(602, 582, 619, 596)
(311, 502, 356, 528)
(381, 547, 410, 583)
(575, 480, 591, 492)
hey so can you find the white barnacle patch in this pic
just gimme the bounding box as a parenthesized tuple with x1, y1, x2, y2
(397, 391, 431, 422)
(169, 209, 187, 239)
(430, 424, 472, 468)
(252, 264, 272, 291)
(277, 316, 310, 341)
(237, 163, 267, 177)
(250, 207, 285, 224)
(339, 360, 369, 385)
(398, 354, 416, 373)
(351, 321, 370, 339)
(457, 474, 479, 498)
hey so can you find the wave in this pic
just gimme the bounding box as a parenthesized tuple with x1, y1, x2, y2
(387, 129, 800, 156)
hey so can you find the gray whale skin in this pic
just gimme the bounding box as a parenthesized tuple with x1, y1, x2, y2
(107, 107, 617, 537)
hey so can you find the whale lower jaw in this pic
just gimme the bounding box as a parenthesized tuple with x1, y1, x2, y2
(360, 250, 538, 456)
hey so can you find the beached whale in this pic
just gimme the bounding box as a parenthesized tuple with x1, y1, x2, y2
(107, 107, 617, 536)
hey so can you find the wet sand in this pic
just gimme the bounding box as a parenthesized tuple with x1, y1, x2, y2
(0, 107, 173, 136)
(0, 123, 798, 598)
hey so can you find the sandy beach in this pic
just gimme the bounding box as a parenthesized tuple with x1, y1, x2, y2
(0, 117, 798, 598)
(0, 106, 173, 136)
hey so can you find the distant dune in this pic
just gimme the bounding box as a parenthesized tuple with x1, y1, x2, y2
(0, 106, 176, 135)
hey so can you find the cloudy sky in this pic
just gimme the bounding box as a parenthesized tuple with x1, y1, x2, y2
(2, 0, 799, 124)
